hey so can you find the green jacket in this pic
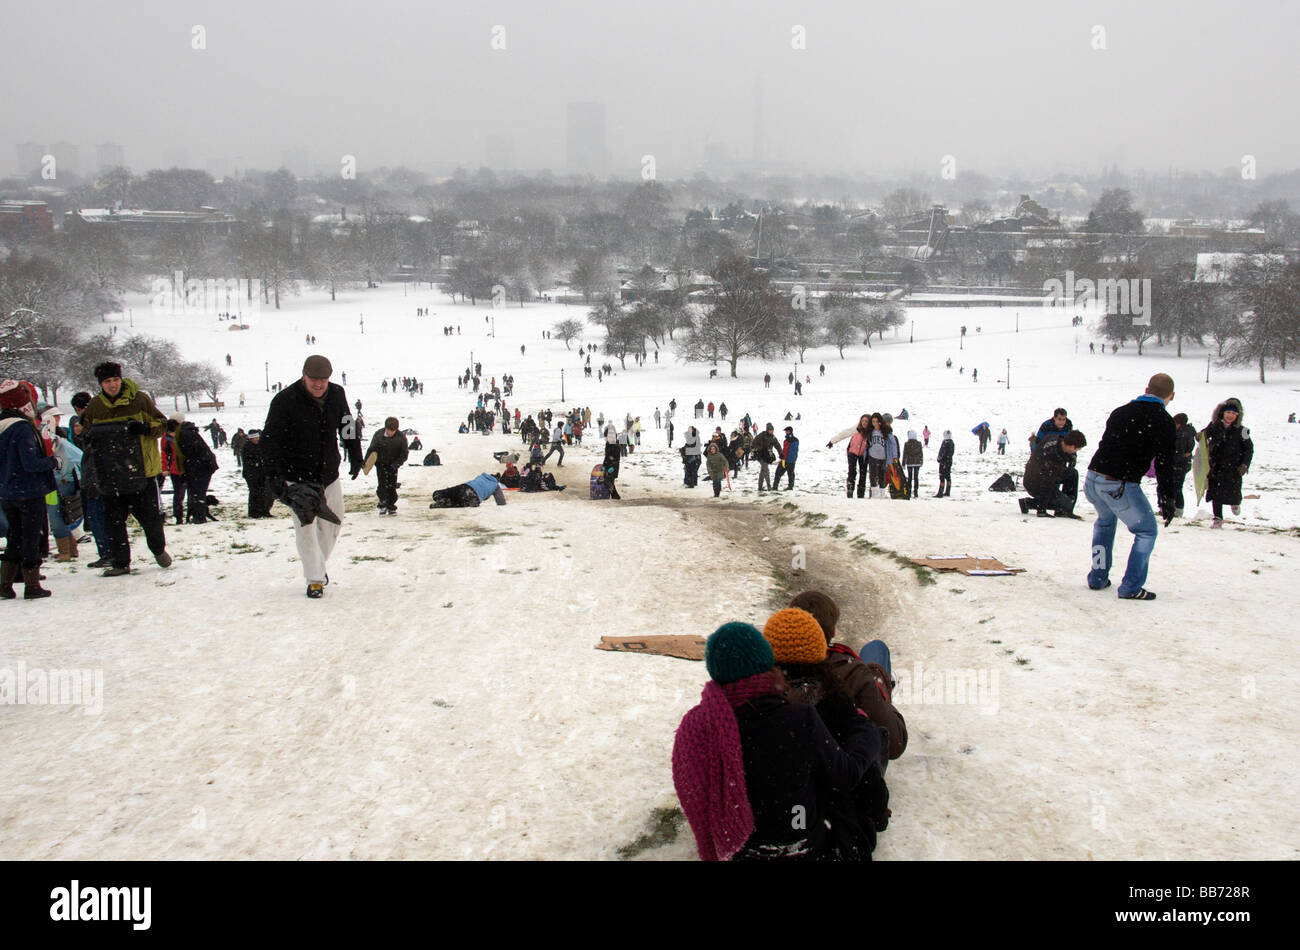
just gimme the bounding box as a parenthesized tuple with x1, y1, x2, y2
(80, 378, 168, 478)
(705, 452, 727, 479)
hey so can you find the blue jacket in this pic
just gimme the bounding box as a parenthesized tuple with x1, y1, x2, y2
(0, 414, 58, 501)
(782, 435, 800, 464)
(466, 473, 501, 502)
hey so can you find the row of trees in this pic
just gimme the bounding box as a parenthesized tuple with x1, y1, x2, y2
(1098, 256, 1300, 382)
(564, 256, 910, 377)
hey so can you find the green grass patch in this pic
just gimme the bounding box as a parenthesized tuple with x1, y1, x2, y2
(830, 524, 848, 539)
(455, 525, 520, 547)
(799, 511, 828, 529)
(849, 536, 936, 586)
(230, 541, 263, 554)
(351, 554, 394, 563)
(616, 807, 685, 860)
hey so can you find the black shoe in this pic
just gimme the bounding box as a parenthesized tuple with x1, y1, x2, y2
(102, 566, 131, 577)
(307, 583, 324, 599)
(1088, 579, 1112, 590)
(86, 556, 111, 569)
(1119, 588, 1156, 601)
(1037, 510, 1051, 518)
(155, 551, 172, 568)
(1019, 498, 1030, 515)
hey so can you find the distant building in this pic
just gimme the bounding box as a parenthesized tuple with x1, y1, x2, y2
(484, 135, 515, 171)
(566, 102, 610, 177)
(96, 142, 126, 172)
(48, 142, 80, 178)
(0, 199, 55, 243)
(15, 143, 46, 177)
(1194, 252, 1288, 284)
(64, 206, 235, 237)
(280, 148, 310, 178)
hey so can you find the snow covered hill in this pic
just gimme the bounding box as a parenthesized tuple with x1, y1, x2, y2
(2, 283, 1296, 859)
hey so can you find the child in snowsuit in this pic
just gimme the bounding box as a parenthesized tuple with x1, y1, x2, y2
(936, 431, 954, 497)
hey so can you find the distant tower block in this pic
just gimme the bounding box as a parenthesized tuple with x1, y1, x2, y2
(97, 142, 126, 171)
(566, 102, 610, 177)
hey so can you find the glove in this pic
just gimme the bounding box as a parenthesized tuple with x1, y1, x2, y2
(350, 460, 362, 480)
(52, 456, 63, 471)
(126, 420, 150, 435)
(1160, 503, 1175, 527)
(826, 441, 834, 448)
(1238, 464, 1247, 475)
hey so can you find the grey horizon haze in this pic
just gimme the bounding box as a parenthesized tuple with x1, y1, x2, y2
(2, 0, 1297, 180)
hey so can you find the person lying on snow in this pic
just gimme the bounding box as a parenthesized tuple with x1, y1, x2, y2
(429, 472, 506, 508)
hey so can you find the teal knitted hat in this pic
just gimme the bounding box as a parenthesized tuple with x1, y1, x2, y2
(705, 622, 774, 684)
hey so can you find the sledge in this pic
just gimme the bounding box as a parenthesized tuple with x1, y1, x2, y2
(1192, 430, 1210, 504)
(908, 555, 1026, 577)
(885, 460, 909, 499)
(589, 464, 610, 500)
(362, 450, 378, 475)
(595, 635, 706, 661)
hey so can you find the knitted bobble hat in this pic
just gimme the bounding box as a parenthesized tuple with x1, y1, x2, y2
(762, 608, 828, 665)
(705, 622, 774, 685)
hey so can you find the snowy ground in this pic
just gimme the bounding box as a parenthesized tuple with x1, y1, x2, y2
(2, 283, 1297, 859)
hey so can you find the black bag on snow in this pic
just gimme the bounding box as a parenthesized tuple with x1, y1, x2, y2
(988, 473, 1017, 492)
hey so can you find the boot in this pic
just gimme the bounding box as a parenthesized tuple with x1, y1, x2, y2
(22, 566, 51, 599)
(0, 560, 18, 599)
(54, 536, 73, 562)
(66, 535, 79, 560)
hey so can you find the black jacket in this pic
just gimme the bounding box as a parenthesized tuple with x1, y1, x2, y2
(1087, 396, 1177, 507)
(1173, 425, 1196, 474)
(731, 695, 879, 861)
(366, 430, 409, 469)
(241, 439, 267, 484)
(260, 379, 362, 487)
(177, 421, 219, 478)
(1023, 440, 1073, 496)
(1202, 418, 1253, 505)
(937, 438, 954, 467)
(1033, 416, 1073, 450)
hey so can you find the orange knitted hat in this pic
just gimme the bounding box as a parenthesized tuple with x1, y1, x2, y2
(762, 608, 828, 664)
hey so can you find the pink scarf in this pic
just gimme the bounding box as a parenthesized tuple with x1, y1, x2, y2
(672, 680, 756, 861)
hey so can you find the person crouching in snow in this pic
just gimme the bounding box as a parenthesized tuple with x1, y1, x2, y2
(672, 621, 880, 861)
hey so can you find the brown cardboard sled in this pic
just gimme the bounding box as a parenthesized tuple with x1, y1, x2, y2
(596, 635, 706, 661)
(909, 555, 1025, 576)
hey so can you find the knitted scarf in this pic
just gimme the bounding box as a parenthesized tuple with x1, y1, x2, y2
(673, 676, 771, 862)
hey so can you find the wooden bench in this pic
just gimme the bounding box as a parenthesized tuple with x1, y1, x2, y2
(198, 401, 225, 410)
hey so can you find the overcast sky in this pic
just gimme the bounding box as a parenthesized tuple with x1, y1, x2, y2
(3, 0, 1297, 180)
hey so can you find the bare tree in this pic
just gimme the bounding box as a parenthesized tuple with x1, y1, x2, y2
(552, 318, 584, 349)
(679, 255, 783, 377)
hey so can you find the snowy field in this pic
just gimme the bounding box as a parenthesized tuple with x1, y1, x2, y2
(2, 282, 1298, 860)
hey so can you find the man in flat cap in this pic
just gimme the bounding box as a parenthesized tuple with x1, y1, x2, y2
(260, 355, 363, 598)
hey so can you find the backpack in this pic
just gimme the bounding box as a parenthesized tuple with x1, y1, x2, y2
(988, 473, 1017, 492)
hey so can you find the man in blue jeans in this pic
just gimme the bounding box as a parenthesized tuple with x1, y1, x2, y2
(1084, 373, 1178, 600)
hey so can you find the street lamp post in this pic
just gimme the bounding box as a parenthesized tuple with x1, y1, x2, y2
(1206, 353, 1211, 383)
(1006, 358, 1011, 390)
(561, 368, 565, 402)
(910, 320, 914, 343)
(265, 362, 269, 392)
